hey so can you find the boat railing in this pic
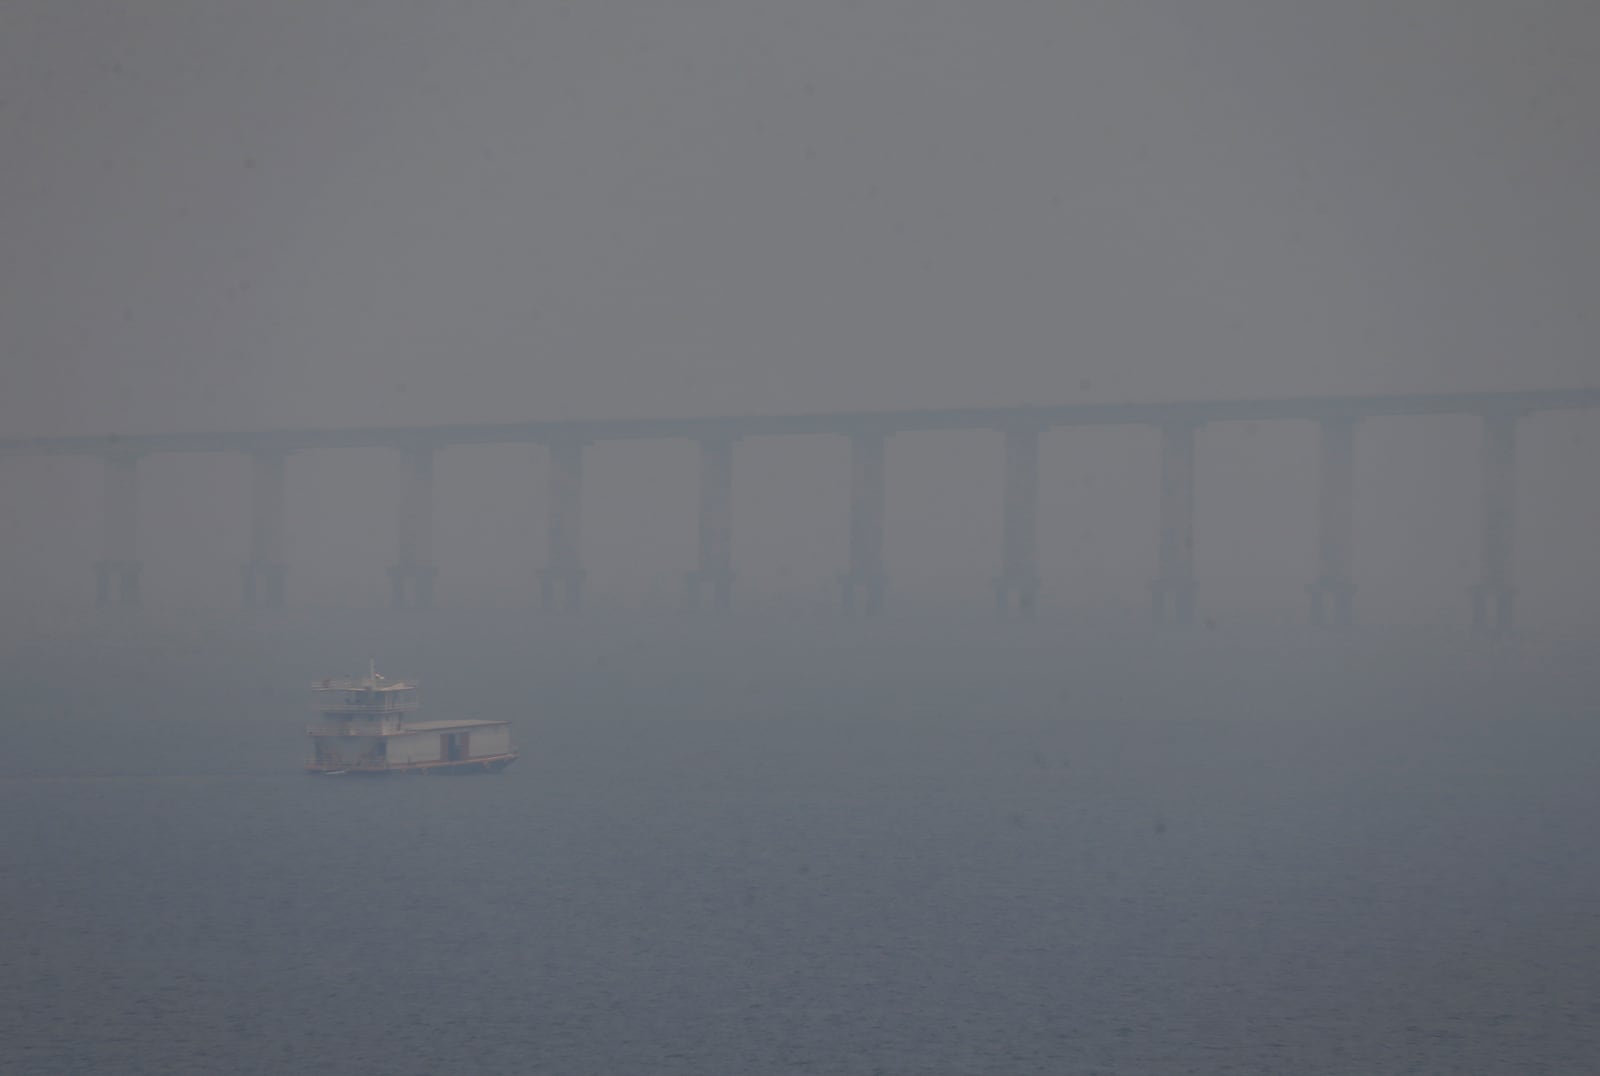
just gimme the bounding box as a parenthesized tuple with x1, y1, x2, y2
(313, 676, 418, 691)
(305, 722, 404, 736)
(310, 700, 420, 714)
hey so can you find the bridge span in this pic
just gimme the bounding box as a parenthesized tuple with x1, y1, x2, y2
(3, 387, 1596, 631)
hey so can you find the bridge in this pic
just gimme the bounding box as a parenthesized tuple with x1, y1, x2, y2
(4, 387, 1597, 632)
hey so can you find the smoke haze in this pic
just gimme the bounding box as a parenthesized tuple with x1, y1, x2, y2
(2, 4, 1599, 1073)
(2, 2, 1598, 623)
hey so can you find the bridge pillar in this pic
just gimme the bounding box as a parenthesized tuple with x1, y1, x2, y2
(541, 439, 585, 613)
(241, 450, 288, 608)
(686, 437, 735, 611)
(1150, 421, 1198, 626)
(1471, 412, 1517, 635)
(388, 444, 437, 609)
(96, 452, 142, 607)
(993, 426, 1040, 618)
(840, 430, 887, 616)
(1308, 417, 1357, 628)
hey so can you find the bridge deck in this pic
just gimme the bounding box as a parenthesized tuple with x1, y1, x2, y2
(2, 388, 1597, 457)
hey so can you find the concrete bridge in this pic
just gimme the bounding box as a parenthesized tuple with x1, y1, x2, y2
(4, 387, 1597, 632)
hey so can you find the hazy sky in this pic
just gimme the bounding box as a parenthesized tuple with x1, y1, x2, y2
(1, 2, 1596, 625)
(3, 1, 1596, 437)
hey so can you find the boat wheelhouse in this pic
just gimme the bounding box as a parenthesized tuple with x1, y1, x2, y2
(306, 663, 516, 775)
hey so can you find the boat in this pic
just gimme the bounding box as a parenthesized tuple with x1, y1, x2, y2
(306, 662, 516, 776)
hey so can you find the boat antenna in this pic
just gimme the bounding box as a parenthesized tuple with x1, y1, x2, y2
(369, 658, 379, 685)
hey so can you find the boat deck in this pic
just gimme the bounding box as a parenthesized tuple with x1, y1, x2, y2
(307, 718, 510, 737)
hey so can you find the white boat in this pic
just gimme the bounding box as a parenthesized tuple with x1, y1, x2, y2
(305, 662, 516, 776)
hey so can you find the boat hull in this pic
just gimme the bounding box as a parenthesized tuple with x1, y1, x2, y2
(307, 753, 517, 776)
